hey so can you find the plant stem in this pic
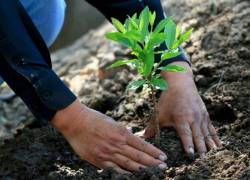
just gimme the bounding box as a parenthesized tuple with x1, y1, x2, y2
(210, 0, 217, 15)
(149, 84, 161, 146)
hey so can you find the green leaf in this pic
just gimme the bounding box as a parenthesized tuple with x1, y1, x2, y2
(125, 14, 139, 31)
(149, 11, 156, 27)
(128, 17, 139, 30)
(107, 59, 137, 69)
(147, 33, 167, 49)
(161, 51, 182, 61)
(164, 19, 177, 49)
(139, 7, 150, 30)
(130, 60, 142, 70)
(142, 51, 154, 77)
(131, 13, 137, 20)
(127, 80, 146, 90)
(139, 7, 150, 38)
(180, 28, 193, 42)
(105, 32, 131, 47)
(124, 30, 143, 43)
(158, 65, 186, 72)
(111, 18, 126, 33)
(172, 28, 193, 49)
(151, 78, 168, 91)
(154, 17, 171, 33)
(133, 43, 143, 53)
(124, 19, 130, 31)
(176, 26, 181, 39)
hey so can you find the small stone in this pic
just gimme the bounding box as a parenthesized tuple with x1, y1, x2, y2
(124, 103, 134, 112)
(197, 62, 216, 76)
(237, 47, 250, 59)
(195, 75, 209, 86)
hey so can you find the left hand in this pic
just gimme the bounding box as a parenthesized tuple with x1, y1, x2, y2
(144, 62, 222, 156)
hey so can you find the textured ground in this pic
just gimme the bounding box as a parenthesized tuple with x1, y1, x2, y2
(0, 0, 249, 179)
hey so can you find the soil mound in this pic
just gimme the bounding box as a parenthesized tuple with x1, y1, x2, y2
(0, 0, 249, 179)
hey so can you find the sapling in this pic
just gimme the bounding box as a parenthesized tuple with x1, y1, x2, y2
(105, 7, 193, 144)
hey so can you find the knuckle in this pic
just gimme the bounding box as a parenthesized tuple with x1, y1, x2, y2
(199, 136, 205, 142)
(111, 153, 120, 162)
(118, 126, 130, 138)
(93, 145, 114, 161)
(176, 110, 201, 123)
(140, 141, 148, 152)
(97, 153, 108, 161)
(174, 111, 188, 119)
(179, 126, 192, 136)
(194, 133, 204, 140)
(125, 160, 135, 171)
(125, 159, 131, 167)
(187, 110, 196, 118)
(190, 119, 196, 127)
(197, 143, 206, 150)
(110, 138, 126, 148)
(94, 149, 107, 161)
(100, 144, 115, 155)
(193, 109, 201, 119)
(193, 116, 202, 126)
(136, 153, 144, 163)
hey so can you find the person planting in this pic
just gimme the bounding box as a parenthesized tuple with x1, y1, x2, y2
(0, 0, 222, 173)
(106, 7, 193, 145)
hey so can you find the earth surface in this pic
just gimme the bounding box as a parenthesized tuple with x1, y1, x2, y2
(0, 0, 249, 179)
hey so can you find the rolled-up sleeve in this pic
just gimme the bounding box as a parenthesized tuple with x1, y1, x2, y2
(0, 0, 76, 121)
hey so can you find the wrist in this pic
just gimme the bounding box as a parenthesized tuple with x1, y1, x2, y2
(51, 99, 87, 135)
(161, 61, 194, 86)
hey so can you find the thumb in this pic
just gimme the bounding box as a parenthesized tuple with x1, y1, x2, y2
(143, 122, 157, 139)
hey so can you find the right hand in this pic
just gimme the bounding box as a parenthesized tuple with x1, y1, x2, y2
(52, 99, 167, 173)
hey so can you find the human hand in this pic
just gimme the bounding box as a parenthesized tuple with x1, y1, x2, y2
(144, 62, 222, 157)
(52, 99, 167, 173)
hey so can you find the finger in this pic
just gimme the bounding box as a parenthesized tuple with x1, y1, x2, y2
(143, 122, 157, 139)
(102, 161, 131, 174)
(191, 122, 207, 155)
(112, 153, 147, 172)
(176, 122, 195, 156)
(126, 133, 167, 161)
(208, 121, 222, 147)
(120, 145, 165, 168)
(201, 121, 217, 150)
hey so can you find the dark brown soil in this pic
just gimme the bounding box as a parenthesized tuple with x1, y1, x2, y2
(0, 0, 249, 179)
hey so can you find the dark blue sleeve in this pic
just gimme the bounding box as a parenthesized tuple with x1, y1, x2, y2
(85, 0, 190, 66)
(0, 0, 76, 121)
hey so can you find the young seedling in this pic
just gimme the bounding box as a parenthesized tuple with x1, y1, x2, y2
(105, 7, 192, 144)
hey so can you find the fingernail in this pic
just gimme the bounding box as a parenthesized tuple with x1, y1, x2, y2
(189, 147, 194, 154)
(159, 154, 167, 161)
(158, 163, 167, 169)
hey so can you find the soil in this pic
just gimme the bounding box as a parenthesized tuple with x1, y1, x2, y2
(0, 0, 249, 179)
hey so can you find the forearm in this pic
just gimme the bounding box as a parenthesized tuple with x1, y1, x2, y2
(0, 0, 76, 121)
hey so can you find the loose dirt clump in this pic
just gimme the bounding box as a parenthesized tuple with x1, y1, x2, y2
(0, 0, 249, 179)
